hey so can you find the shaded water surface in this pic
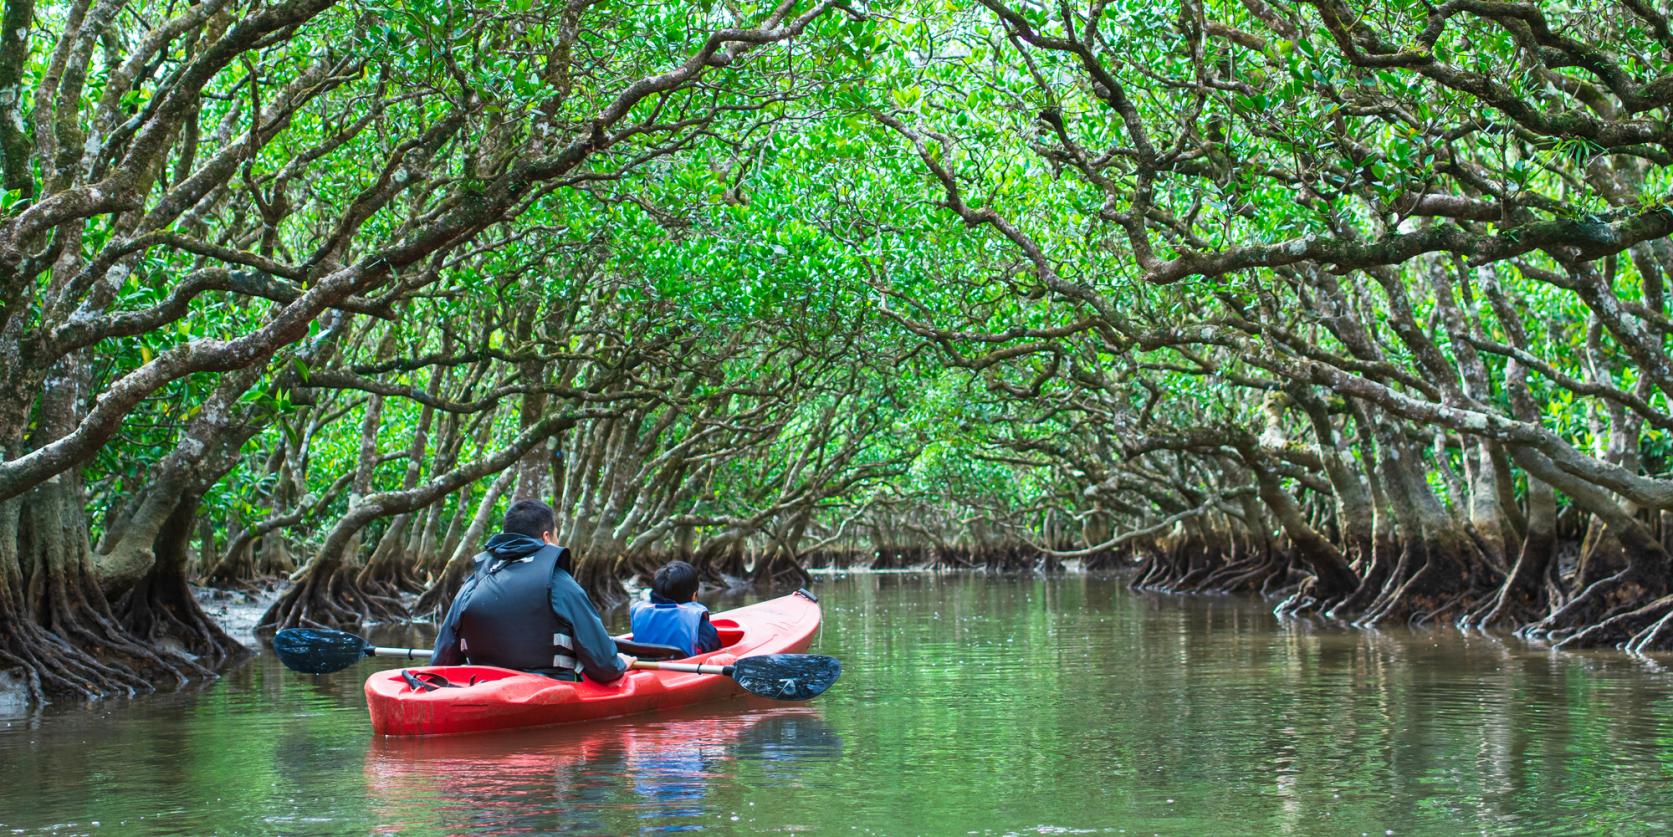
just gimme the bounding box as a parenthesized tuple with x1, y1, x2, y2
(4, 574, 1673, 834)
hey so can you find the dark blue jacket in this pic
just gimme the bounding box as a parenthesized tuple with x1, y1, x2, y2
(430, 533, 628, 683)
(630, 592, 723, 657)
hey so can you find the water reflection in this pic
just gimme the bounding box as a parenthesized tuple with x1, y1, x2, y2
(364, 706, 841, 834)
(8, 575, 1673, 834)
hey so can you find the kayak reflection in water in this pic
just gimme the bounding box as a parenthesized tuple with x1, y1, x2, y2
(364, 707, 842, 834)
(429, 499, 630, 683)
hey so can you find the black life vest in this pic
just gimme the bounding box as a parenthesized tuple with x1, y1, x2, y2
(456, 544, 578, 673)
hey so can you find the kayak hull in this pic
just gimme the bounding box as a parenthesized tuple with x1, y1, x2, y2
(364, 591, 822, 736)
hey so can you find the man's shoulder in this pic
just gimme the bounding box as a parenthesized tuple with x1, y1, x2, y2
(546, 566, 592, 604)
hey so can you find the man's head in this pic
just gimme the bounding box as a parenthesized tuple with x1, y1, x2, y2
(651, 560, 700, 602)
(504, 498, 557, 543)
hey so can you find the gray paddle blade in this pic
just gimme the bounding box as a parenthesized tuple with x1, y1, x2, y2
(731, 654, 841, 701)
(273, 628, 370, 674)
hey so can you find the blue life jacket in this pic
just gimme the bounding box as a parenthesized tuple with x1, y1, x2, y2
(630, 597, 711, 657)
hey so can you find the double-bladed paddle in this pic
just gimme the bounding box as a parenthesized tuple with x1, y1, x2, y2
(271, 628, 841, 701)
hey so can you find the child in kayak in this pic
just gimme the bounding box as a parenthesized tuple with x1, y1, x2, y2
(630, 560, 723, 658)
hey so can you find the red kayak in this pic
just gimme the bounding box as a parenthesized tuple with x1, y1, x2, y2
(364, 590, 822, 736)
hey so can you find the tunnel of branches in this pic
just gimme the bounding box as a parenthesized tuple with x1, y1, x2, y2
(5, 0, 1673, 704)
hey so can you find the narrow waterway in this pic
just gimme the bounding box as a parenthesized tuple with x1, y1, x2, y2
(4, 573, 1673, 834)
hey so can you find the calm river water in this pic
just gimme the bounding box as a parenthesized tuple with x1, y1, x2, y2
(4, 573, 1673, 834)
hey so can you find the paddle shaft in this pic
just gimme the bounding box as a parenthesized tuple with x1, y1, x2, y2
(369, 646, 429, 661)
(362, 645, 737, 677)
(630, 660, 735, 676)
(364, 642, 685, 662)
(363, 642, 736, 676)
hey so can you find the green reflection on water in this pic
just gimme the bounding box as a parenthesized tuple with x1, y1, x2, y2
(3, 574, 1673, 835)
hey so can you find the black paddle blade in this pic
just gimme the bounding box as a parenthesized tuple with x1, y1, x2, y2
(272, 628, 371, 674)
(731, 654, 842, 701)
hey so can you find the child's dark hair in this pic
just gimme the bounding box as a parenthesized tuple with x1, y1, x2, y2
(652, 560, 700, 601)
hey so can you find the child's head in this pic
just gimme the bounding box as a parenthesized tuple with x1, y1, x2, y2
(652, 560, 700, 602)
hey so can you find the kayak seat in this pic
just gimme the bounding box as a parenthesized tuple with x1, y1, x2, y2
(711, 618, 745, 648)
(614, 638, 687, 660)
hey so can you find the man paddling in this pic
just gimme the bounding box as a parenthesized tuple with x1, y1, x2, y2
(430, 498, 629, 683)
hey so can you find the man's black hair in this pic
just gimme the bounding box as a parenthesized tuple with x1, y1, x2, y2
(504, 498, 557, 539)
(652, 560, 700, 602)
